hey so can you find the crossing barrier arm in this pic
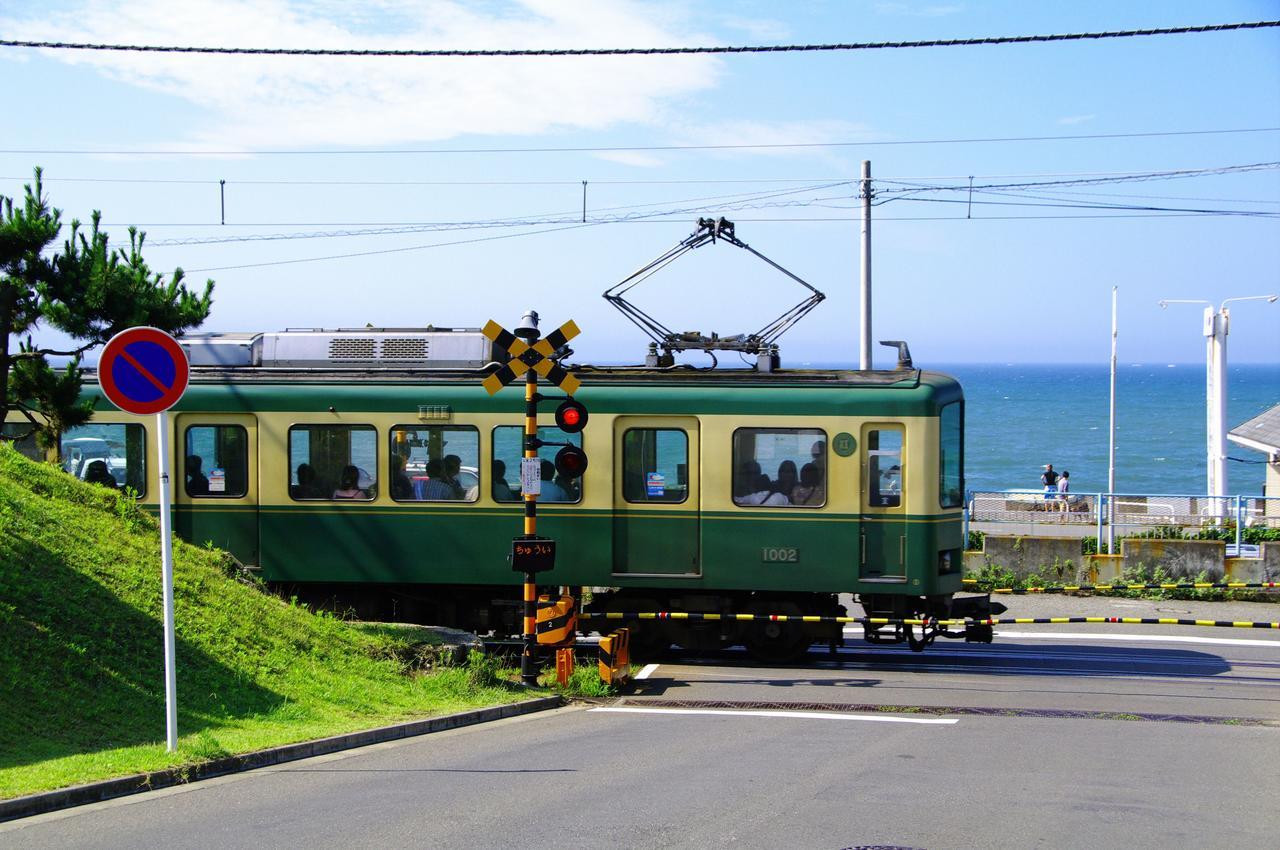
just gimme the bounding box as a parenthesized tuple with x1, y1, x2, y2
(576, 611, 1280, 630)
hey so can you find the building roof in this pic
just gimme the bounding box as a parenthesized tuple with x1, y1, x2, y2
(1228, 404, 1280, 456)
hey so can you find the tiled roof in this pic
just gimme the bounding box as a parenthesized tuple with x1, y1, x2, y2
(1228, 404, 1280, 453)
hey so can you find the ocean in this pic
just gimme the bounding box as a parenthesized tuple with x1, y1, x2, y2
(354, 361, 1278, 498)
(59, 362, 1277, 499)
(939, 363, 1277, 497)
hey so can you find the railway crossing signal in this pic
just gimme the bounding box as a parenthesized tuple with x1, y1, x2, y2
(480, 311, 585, 686)
(481, 318, 581, 396)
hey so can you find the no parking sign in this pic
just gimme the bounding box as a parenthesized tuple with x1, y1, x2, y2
(99, 327, 189, 414)
(99, 327, 188, 752)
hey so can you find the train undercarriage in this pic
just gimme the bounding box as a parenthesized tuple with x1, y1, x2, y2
(277, 582, 1004, 662)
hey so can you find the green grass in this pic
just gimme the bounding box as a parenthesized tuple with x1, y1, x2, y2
(0, 443, 538, 800)
(548, 658, 621, 697)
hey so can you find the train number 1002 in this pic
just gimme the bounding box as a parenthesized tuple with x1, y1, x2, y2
(761, 547, 799, 563)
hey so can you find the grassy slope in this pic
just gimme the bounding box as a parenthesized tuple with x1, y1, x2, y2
(0, 443, 531, 799)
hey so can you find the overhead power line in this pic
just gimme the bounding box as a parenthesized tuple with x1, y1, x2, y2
(2, 20, 1277, 57)
(4, 127, 1278, 157)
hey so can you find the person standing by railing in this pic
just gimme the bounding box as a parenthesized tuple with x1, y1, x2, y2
(1058, 470, 1071, 516)
(1041, 463, 1059, 508)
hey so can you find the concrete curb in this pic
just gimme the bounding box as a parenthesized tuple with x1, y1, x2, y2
(0, 695, 564, 824)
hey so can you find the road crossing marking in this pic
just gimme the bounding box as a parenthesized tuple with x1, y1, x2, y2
(635, 663, 660, 680)
(588, 706, 957, 725)
(841, 627, 1280, 648)
(992, 630, 1280, 649)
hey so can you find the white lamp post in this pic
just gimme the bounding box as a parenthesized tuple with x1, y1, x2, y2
(1159, 295, 1277, 514)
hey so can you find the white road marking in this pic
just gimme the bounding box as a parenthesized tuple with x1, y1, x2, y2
(635, 663, 660, 680)
(588, 706, 957, 725)
(841, 627, 1280, 649)
(993, 630, 1280, 649)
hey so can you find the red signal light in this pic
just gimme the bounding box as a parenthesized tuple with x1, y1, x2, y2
(554, 445, 589, 479)
(554, 399, 588, 434)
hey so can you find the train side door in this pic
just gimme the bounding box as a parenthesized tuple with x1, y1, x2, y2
(174, 414, 259, 567)
(859, 424, 906, 581)
(612, 417, 701, 576)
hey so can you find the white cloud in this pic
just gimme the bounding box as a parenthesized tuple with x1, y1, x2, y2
(1057, 114, 1097, 126)
(715, 14, 790, 42)
(668, 118, 880, 161)
(874, 3, 964, 17)
(0, 0, 723, 149)
(591, 150, 666, 168)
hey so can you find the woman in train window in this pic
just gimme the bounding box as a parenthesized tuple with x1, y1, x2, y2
(332, 465, 367, 499)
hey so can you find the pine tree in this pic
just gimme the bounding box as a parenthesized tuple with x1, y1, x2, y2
(0, 168, 213, 460)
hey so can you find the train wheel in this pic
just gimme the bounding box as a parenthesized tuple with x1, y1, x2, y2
(743, 601, 810, 663)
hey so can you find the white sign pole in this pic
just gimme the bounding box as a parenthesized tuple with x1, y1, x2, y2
(155, 408, 178, 752)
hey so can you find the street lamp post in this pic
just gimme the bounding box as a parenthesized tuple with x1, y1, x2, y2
(1159, 295, 1277, 515)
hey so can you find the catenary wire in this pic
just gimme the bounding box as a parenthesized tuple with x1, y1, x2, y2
(2, 20, 1276, 56)
(4, 127, 1278, 157)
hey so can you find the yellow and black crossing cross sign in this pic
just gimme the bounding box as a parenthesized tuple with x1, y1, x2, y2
(481, 318, 581, 396)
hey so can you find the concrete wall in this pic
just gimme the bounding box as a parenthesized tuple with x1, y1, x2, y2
(966, 535, 1277, 583)
(965, 535, 1086, 581)
(1121, 538, 1224, 581)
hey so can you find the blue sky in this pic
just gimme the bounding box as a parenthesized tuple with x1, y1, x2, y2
(2, 0, 1278, 366)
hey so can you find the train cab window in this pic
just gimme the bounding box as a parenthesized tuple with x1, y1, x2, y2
(389, 426, 479, 502)
(867, 427, 904, 508)
(622, 429, 688, 503)
(183, 425, 248, 497)
(60, 423, 147, 496)
(732, 428, 826, 508)
(2, 422, 43, 461)
(288, 425, 377, 501)
(939, 402, 963, 508)
(492, 426, 582, 504)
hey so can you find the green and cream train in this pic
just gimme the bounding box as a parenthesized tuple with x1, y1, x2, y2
(12, 326, 994, 658)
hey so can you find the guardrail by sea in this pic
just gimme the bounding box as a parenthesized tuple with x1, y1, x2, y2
(965, 489, 1279, 554)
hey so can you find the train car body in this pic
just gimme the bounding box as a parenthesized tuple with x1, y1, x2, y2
(6, 327, 985, 657)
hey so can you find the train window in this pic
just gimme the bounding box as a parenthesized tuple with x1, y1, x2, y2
(389, 426, 479, 502)
(732, 428, 826, 508)
(939, 402, 963, 508)
(867, 427, 903, 508)
(492, 426, 583, 504)
(60, 423, 147, 496)
(2, 422, 42, 461)
(622, 429, 688, 503)
(288, 425, 377, 501)
(183, 425, 248, 497)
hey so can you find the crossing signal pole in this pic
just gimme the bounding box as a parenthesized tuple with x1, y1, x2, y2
(482, 311, 585, 687)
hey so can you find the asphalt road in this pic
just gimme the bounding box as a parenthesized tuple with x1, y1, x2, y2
(5, 598, 1279, 849)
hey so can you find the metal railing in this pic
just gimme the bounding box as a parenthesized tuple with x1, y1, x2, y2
(964, 489, 1279, 553)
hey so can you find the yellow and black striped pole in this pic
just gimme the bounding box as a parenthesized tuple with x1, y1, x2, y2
(482, 312, 584, 686)
(520, 330, 540, 686)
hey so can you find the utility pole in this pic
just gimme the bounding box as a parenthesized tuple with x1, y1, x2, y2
(859, 160, 872, 370)
(1160, 294, 1277, 515)
(1107, 287, 1117, 553)
(1108, 287, 1118, 494)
